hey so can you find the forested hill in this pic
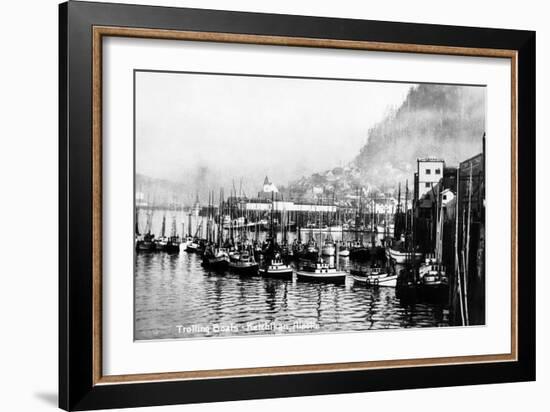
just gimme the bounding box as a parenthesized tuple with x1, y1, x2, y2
(354, 84, 485, 187)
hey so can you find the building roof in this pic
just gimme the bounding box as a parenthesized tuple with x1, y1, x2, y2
(418, 157, 444, 163)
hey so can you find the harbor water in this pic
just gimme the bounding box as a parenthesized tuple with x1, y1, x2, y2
(135, 211, 449, 340)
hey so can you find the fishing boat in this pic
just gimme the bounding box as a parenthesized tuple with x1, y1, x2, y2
(321, 239, 336, 256)
(351, 266, 397, 287)
(185, 238, 203, 253)
(418, 257, 448, 291)
(386, 247, 423, 264)
(186, 212, 206, 254)
(164, 236, 181, 253)
(259, 252, 293, 279)
(135, 206, 156, 251)
(154, 214, 169, 251)
(294, 239, 319, 261)
(181, 236, 194, 249)
(163, 212, 181, 253)
(338, 243, 350, 257)
(296, 259, 346, 284)
(228, 249, 259, 275)
(136, 232, 155, 251)
(396, 265, 418, 301)
(202, 245, 229, 269)
(279, 242, 293, 260)
(291, 240, 306, 259)
(349, 241, 370, 261)
(155, 236, 168, 251)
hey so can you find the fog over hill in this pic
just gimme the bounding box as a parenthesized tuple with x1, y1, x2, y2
(282, 83, 485, 199)
(136, 81, 485, 206)
(354, 84, 485, 187)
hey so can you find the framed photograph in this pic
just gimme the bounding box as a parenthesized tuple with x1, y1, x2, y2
(59, 1, 535, 410)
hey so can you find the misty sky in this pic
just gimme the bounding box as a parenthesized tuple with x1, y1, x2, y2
(135, 71, 412, 195)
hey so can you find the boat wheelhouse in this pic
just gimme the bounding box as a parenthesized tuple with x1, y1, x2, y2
(259, 253, 293, 279)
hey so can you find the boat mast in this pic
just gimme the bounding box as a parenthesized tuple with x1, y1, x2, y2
(396, 182, 401, 240)
(271, 190, 275, 244)
(455, 168, 465, 326)
(405, 180, 409, 239)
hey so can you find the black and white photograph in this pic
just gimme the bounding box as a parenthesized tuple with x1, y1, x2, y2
(134, 71, 486, 340)
(0, 0, 542, 410)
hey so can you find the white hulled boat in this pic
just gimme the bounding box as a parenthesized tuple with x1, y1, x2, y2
(351, 266, 397, 287)
(338, 244, 350, 257)
(386, 247, 423, 264)
(418, 256, 448, 290)
(321, 240, 336, 256)
(259, 253, 293, 279)
(296, 260, 346, 284)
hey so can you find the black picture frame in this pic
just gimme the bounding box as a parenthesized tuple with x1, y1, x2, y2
(59, 1, 535, 410)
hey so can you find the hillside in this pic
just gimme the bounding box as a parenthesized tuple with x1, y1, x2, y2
(354, 84, 485, 187)
(284, 84, 485, 199)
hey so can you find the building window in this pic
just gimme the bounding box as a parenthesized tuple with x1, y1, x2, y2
(435, 168, 441, 174)
(443, 195, 447, 200)
(425, 182, 430, 188)
(425, 169, 431, 175)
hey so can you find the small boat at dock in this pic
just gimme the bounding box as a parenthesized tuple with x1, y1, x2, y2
(164, 236, 181, 253)
(351, 266, 397, 287)
(349, 241, 370, 261)
(294, 239, 319, 261)
(154, 236, 168, 251)
(202, 246, 230, 270)
(338, 244, 350, 257)
(386, 247, 423, 264)
(228, 250, 259, 275)
(321, 239, 336, 256)
(136, 233, 155, 252)
(418, 257, 449, 297)
(259, 252, 293, 279)
(186, 238, 205, 254)
(296, 259, 346, 284)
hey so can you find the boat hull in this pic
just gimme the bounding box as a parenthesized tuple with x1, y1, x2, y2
(386, 248, 423, 264)
(296, 271, 346, 284)
(203, 257, 229, 270)
(186, 244, 205, 255)
(228, 263, 259, 275)
(136, 241, 155, 252)
(352, 274, 397, 287)
(165, 243, 181, 253)
(259, 267, 293, 279)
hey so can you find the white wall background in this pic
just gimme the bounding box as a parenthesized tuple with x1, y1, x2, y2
(0, 0, 546, 411)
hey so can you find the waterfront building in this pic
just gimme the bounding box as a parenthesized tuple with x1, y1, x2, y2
(416, 157, 445, 200)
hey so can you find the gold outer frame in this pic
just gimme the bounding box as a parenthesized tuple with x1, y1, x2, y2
(92, 26, 518, 386)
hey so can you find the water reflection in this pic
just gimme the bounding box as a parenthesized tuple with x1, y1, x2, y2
(135, 250, 449, 340)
